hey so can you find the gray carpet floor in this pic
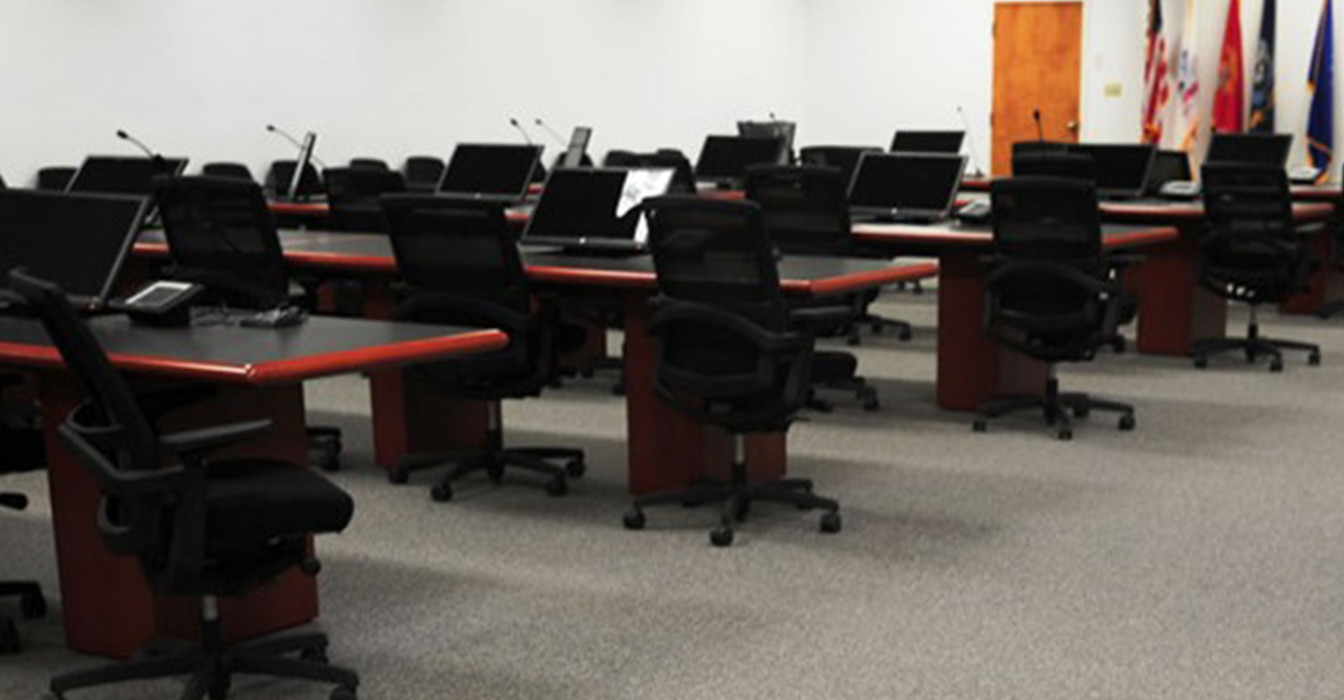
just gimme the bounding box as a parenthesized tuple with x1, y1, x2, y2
(4, 291, 1344, 699)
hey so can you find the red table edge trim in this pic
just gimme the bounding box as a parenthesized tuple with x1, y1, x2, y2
(852, 226, 1179, 249)
(803, 262, 939, 296)
(0, 329, 508, 386)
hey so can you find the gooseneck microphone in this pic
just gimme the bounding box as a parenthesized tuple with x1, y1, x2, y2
(509, 118, 535, 145)
(1032, 109, 1045, 142)
(955, 106, 985, 178)
(116, 129, 157, 158)
(266, 124, 325, 168)
(534, 118, 568, 146)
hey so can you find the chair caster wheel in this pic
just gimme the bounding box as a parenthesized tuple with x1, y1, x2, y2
(972, 419, 987, 433)
(0, 617, 20, 655)
(300, 644, 329, 664)
(1309, 351, 1322, 366)
(897, 328, 912, 341)
(622, 508, 646, 530)
(710, 527, 734, 547)
(317, 454, 340, 473)
(387, 468, 409, 485)
(1057, 428, 1073, 441)
(820, 511, 842, 534)
(1193, 355, 1208, 369)
(430, 483, 453, 502)
(564, 459, 586, 478)
(546, 478, 568, 497)
(1073, 406, 1090, 418)
(1118, 414, 1136, 431)
(580, 369, 595, 379)
(20, 591, 46, 619)
(861, 393, 880, 412)
(846, 335, 861, 347)
(331, 687, 357, 700)
(486, 464, 505, 484)
(1269, 358, 1284, 373)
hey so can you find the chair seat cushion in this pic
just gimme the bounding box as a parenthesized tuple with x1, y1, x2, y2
(205, 460, 354, 553)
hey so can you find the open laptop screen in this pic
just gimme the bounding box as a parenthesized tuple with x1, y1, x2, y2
(437, 143, 543, 200)
(849, 152, 967, 216)
(1069, 144, 1156, 197)
(522, 167, 673, 249)
(694, 135, 786, 185)
(1205, 133, 1293, 167)
(890, 130, 965, 154)
(0, 190, 148, 307)
(68, 156, 189, 196)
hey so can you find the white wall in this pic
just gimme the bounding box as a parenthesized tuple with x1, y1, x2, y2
(3, 0, 1328, 186)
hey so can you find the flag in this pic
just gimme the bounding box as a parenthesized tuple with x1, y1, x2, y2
(1212, 0, 1244, 134)
(1248, 0, 1275, 132)
(1307, 0, 1334, 181)
(1142, 0, 1172, 144)
(1173, 0, 1202, 152)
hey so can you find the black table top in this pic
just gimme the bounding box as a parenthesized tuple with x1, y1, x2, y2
(0, 313, 507, 385)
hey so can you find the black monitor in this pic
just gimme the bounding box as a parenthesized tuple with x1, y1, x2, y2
(1206, 133, 1293, 167)
(694, 135, 786, 186)
(522, 167, 674, 251)
(437, 143, 543, 201)
(737, 121, 796, 163)
(890, 130, 965, 154)
(67, 156, 189, 196)
(562, 127, 593, 168)
(1068, 144, 1157, 198)
(0, 190, 148, 308)
(285, 131, 318, 202)
(849, 152, 967, 219)
(1146, 150, 1193, 194)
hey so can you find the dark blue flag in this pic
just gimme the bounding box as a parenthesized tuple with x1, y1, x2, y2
(1249, 0, 1275, 132)
(1307, 0, 1334, 181)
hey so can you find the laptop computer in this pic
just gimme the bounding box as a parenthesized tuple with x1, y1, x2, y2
(0, 190, 149, 310)
(562, 127, 593, 168)
(848, 152, 967, 223)
(694, 135, 786, 188)
(437, 143, 543, 202)
(890, 130, 965, 154)
(521, 167, 674, 253)
(1067, 144, 1156, 200)
(1206, 133, 1293, 166)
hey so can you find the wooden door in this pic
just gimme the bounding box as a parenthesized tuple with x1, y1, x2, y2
(991, 1, 1084, 176)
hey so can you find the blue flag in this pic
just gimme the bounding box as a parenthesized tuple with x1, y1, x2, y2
(1307, 0, 1334, 181)
(1249, 0, 1275, 132)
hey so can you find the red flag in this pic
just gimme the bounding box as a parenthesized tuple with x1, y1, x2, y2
(1142, 0, 1171, 143)
(1213, 0, 1245, 133)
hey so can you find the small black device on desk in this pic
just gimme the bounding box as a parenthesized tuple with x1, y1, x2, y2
(116, 280, 204, 326)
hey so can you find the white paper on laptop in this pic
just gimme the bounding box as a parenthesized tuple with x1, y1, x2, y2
(618, 168, 675, 244)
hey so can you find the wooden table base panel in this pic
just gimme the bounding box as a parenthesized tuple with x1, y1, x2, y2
(41, 375, 318, 659)
(1135, 238, 1227, 355)
(368, 368, 490, 470)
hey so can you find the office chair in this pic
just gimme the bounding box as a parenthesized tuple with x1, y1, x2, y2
(37, 166, 77, 192)
(153, 176, 345, 470)
(380, 195, 586, 501)
(402, 156, 445, 193)
(972, 177, 1136, 440)
(322, 167, 406, 232)
(6, 270, 358, 700)
(201, 162, 255, 181)
(1194, 162, 1321, 371)
(1011, 150, 1097, 181)
(621, 196, 841, 546)
(347, 157, 389, 171)
(745, 163, 912, 357)
(265, 160, 324, 199)
(798, 145, 884, 187)
(602, 150, 697, 194)
(1011, 140, 1072, 164)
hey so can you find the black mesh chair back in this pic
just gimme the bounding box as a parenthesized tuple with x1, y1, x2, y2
(798, 145, 883, 188)
(743, 164, 852, 256)
(1012, 151, 1097, 181)
(323, 167, 406, 232)
(645, 196, 787, 330)
(1012, 140, 1072, 160)
(153, 176, 290, 308)
(990, 176, 1103, 262)
(265, 160, 324, 198)
(601, 150, 696, 194)
(1199, 162, 1305, 302)
(402, 156, 445, 192)
(37, 167, 76, 192)
(201, 162, 254, 181)
(348, 158, 389, 171)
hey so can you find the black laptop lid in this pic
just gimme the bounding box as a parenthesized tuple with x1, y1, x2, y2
(523, 167, 673, 249)
(695, 135, 786, 184)
(1206, 133, 1293, 167)
(0, 190, 148, 306)
(437, 143, 543, 199)
(890, 130, 965, 154)
(68, 156, 189, 196)
(1068, 144, 1156, 196)
(849, 152, 966, 214)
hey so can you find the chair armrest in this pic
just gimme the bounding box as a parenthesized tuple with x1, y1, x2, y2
(57, 423, 191, 496)
(158, 419, 274, 458)
(789, 305, 854, 328)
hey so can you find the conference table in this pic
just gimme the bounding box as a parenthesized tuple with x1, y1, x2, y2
(134, 230, 937, 495)
(849, 221, 1179, 411)
(0, 314, 506, 658)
